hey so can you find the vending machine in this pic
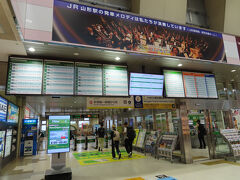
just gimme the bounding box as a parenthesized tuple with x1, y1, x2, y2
(20, 119, 38, 156)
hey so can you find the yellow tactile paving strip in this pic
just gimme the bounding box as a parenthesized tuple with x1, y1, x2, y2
(125, 177, 145, 180)
(202, 160, 240, 166)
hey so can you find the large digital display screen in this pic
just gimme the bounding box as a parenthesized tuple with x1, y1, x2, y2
(6, 58, 43, 94)
(43, 61, 74, 95)
(0, 97, 7, 122)
(75, 63, 103, 95)
(164, 70, 185, 97)
(7, 102, 19, 123)
(103, 65, 128, 96)
(47, 116, 70, 154)
(182, 72, 198, 98)
(4, 129, 12, 158)
(0, 131, 5, 158)
(205, 74, 218, 98)
(129, 73, 164, 96)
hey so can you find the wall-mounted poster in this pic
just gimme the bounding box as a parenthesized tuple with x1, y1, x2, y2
(0, 97, 7, 122)
(0, 131, 5, 158)
(7, 102, 19, 123)
(52, 0, 225, 62)
(4, 129, 12, 158)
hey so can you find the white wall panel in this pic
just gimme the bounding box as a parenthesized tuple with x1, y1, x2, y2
(25, 4, 53, 32)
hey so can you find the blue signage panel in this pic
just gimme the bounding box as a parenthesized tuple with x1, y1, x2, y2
(0, 97, 7, 122)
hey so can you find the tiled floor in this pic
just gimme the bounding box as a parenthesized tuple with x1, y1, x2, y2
(1, 144, 240, 180)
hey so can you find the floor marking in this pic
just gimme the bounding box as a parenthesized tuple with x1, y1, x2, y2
(73, 149, 146, 166)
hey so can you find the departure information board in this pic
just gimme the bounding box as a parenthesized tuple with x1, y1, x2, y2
(43, 61, 74, 95)
(129, 73, 164, 96)
(7, 58, 43, 94)
(76, 63, 102, 95)
(103, 66, 128, 96)
(205, 74, 218, 98)
(195, 73, 208, 98)
(164, 70, 185, 97)
(182, 72, 198, 98)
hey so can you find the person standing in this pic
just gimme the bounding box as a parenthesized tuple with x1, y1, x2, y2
(111, 125, 121, 159)
(97, 123, 105, 152)
(197, 120, 206, 149)
(123, 122, 136, 158)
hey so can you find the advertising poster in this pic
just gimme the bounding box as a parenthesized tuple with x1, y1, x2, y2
(48, 116, 70, 154)
(7, 102, 19, 123)
(0, 131, 5, 157)
(53, 0, 225, 62)
(136, 130, 146, 148)
(0, 97, 7, 122)
(222, 34, 240, 65)
(24, 107, 30, 119)
(4, 129, 12, 158)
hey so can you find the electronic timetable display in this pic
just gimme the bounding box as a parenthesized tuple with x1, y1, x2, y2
(164, 70, 185, 98)
(103, 65, 128, 96)
(43, 61, 74, 95)
(75, 63, 103, 95)
(6, 58, 43, 94)
(129, 73, 164, 96)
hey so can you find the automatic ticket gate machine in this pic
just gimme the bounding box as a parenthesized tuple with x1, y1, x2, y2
(20, 119, 38, 156)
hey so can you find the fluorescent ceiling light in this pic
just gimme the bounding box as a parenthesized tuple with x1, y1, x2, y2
(28, 47, 35, 52)
(178, 64, 183, 67)
(231, 69, 236, 72)
(115, 57, 120, 61)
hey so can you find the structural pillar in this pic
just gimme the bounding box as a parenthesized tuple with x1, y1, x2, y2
(179, 102, 193, 164)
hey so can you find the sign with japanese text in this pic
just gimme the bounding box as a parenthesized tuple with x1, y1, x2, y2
(53, 0, 225, 62)
(87, 97, 134, 109)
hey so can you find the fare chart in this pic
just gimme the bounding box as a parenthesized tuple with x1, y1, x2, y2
(43, 61, 74, 95)
(7, 58, 43, 94)
(103, 66, 128, 96)
(129, 73, 164, 96)
(164, 70, 185, 97)
(76, 63, 102, 95)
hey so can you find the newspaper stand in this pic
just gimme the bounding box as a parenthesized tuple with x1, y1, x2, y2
(157, 134, 178, 163)
(220, 129, 240, 162)
(144, 131, 160, 157)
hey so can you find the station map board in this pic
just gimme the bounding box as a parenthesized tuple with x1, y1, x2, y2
(103, 65, 128, 96)
(75, 63, 103, 95)
(6, 58, 43, 94)
(43, 61, 74, 95)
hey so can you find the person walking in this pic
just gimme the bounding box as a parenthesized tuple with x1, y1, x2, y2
(111, 125, 121, 159)
(197, 120, 206, 149)
(123, 122, 136, 158)
(97, 123, 105, 152)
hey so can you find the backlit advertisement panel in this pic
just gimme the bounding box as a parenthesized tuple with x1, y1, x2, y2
(47, 116, 70, 154)
(52, 0, 225, 62)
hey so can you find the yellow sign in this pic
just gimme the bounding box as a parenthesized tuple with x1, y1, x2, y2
(142, 97, 176, 109)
